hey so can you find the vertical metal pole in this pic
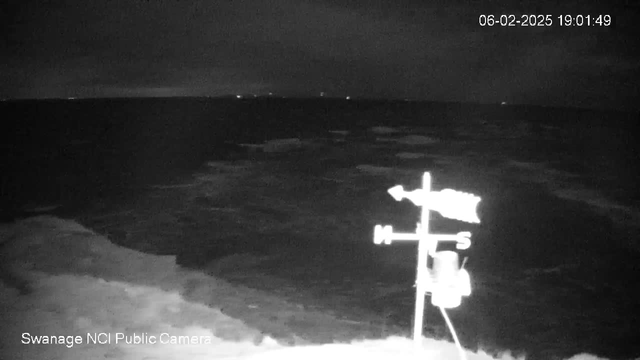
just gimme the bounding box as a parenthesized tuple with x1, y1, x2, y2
(413, 172, 431, 348)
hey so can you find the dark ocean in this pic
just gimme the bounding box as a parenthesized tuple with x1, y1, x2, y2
(1, 97, 639, 360)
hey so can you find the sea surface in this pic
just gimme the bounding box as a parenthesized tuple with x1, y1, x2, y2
(1, 97, 639, 360)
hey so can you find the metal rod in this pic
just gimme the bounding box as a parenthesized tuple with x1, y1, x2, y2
(413, 172, 431, 348)
(386, 234, 466, 243)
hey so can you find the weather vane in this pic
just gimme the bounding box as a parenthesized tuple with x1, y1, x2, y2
(373, 171, 481, 359)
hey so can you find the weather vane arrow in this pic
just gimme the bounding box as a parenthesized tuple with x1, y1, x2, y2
(388, 185, 481, 223)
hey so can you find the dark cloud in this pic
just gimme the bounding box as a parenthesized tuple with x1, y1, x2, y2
(1, 0, 638, 110)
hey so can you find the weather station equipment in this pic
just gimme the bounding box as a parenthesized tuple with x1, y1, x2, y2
(373, 171, 481, 360)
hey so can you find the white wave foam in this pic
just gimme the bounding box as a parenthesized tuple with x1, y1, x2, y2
(0, 215, 616, 360)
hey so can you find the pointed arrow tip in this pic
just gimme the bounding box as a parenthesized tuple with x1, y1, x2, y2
(388, 185, 404, 201)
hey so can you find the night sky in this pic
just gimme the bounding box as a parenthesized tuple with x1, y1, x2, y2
(2, 0, 639, 111)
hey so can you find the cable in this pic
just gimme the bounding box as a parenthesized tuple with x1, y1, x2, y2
(439, 306, 467, 360)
